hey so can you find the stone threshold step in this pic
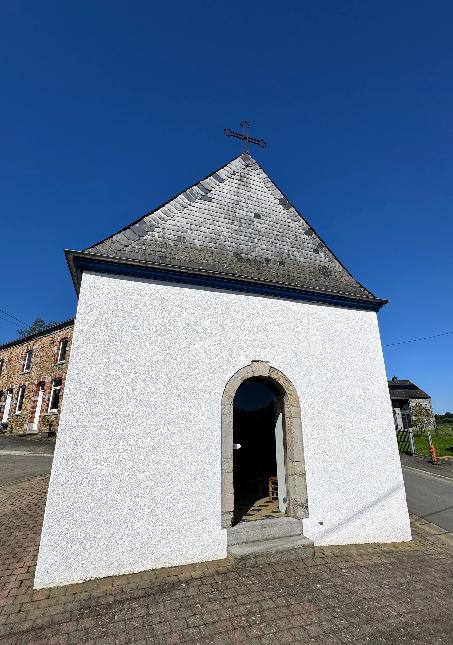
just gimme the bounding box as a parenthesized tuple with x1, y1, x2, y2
(228, 517, 303, 546)
(228, 534, 314, 560)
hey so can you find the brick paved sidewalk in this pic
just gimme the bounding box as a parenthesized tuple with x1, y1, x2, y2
(1, 476, 452, 644)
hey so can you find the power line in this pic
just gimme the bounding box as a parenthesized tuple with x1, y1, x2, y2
(0, 307, 27, 325)
(0, 315, 21, 327)
(385, 330, 453, 347)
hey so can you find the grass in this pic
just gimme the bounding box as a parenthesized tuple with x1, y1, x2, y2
(414, 423, 453, 457)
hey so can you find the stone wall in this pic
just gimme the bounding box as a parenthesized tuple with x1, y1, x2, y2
(0, 322, 73, 435)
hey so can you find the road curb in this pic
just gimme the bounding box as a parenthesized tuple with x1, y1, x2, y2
(402, 464, 453, 483)
(0, 450, 54, 457)
(410, 513, 453, 554)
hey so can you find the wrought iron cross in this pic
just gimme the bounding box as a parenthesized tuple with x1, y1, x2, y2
(224, 121, 266, 152)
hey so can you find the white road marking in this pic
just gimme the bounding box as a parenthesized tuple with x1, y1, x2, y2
(0, 451, 53, 457)
(402, 464, 453, 484)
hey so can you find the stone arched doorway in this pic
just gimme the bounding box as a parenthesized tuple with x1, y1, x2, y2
(221, 361, 308, 528)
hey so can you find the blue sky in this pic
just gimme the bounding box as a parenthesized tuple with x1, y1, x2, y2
(1, 2, 452, 411)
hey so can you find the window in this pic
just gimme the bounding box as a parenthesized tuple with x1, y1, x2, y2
(15, 385, 26, 414)
(22, 350, 33, 373)
(57, 338, 68, 364)
(1, 388, 13, 424)
(48, 379, 62, 413)
(0, 359, 4, 375)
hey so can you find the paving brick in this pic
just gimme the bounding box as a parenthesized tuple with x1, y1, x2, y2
(1, 475, 453, 644)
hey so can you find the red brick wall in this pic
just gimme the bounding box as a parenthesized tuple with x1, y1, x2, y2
(0, 323, 74, 435)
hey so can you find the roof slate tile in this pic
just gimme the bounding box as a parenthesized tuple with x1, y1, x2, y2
(80, 154, 382, 303)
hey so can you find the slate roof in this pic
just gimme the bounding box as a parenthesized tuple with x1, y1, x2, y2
(388, 378, 431, 401)
(68, 154, 385, 306)
(0, 319, 74, 351)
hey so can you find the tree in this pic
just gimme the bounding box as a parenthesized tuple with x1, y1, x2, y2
(410, 402, 435, 435)
(17, 318, 58, 339)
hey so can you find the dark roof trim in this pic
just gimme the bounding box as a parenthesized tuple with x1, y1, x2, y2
(66, 251, 388, 312)
(0, 319, 74, 352)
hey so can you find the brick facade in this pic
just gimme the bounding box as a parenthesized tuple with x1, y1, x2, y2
(0, 320, 74, 435)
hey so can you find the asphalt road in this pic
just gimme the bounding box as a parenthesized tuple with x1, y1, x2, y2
(402, 466, 453, 533)
(0, 435, 54, 484)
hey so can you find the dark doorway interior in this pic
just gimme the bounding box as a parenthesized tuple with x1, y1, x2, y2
(232, 378, 279, 524)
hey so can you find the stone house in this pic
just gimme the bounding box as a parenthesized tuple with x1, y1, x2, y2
(0, 320, 74, 435)
(35, 153, 411, 589)
(388, 376, 435, 433)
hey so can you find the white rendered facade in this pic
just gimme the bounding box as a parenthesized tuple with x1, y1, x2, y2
(34, 271, 411, 589)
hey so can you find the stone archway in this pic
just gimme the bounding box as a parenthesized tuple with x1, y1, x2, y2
(221, 361, 308, 528)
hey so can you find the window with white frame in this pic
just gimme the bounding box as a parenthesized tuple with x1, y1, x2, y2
(22, 350, 33, 373)
(15, 385, 26, 414)
(48, 379, 62, 413)
(1, 388, 13, 424)
(57, 338, 68, 364)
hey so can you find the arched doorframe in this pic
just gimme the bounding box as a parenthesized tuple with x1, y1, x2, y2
(221, 360, 309, 528)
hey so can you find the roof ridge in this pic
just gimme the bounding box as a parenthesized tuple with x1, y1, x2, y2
(0, 318, 75, 351)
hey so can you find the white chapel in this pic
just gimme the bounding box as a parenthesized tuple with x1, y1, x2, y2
(35, 153, 411, 588)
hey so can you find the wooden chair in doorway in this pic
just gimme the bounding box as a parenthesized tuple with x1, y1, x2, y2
(268, 476, 278, 501)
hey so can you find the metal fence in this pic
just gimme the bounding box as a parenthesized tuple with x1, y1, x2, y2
(396, 429, 415, 455)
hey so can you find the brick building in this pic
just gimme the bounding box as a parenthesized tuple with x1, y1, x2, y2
(0, 320, 74, 436)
